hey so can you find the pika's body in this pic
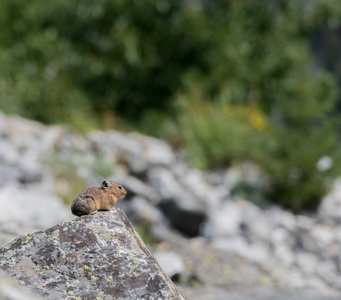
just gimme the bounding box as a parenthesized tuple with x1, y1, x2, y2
(71, 180, 127, 216)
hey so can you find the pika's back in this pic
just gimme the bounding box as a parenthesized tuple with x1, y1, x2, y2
(71, 180, 127, 216)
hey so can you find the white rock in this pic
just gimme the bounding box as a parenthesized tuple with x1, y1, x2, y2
(5, 115, 46, 140)
(116, 175, 158, 203)
(180, 169, 211, 199)
(249, 214, 272, 241)
(175, 167, 226, 212)
(131, 196, 164, 224)
(310, 225, 335, 249)
(0, 141, 20, 165)
(318, 178, 341, 223)
(295, 252, 318, 275)
(138, 134, 175, 166)
(271, 227, 292, 246)
(267, 209, 296, 232)
(203, 201, 243, 237)
(0, 184, 73, 231)
(154, 251, 185, 277)
(297, 231, 319, 253)
(274, 245, 295, 267)
(17, 159, 43, 183)
(148, 167, 183, 200)
(90, 131, 176, 172)
(212, 237, 270, 262)
(316, 260, 338, 283)
(296, 215, 315, 230)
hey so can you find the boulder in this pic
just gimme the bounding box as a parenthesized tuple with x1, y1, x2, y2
(153, 251, 185, 278)
(0, 185, 73, 245)
(0, 208, 186, 300)
(88, 131, 175, 173)
(318, 178, 341, 224)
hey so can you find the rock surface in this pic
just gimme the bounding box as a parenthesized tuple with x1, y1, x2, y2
(0, 208, 185, 300)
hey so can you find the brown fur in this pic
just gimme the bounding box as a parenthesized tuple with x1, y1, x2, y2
(71, 180, 127, 216)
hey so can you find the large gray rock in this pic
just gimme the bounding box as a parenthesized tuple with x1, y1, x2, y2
(88, 131, 176, 173)
(0, 208, 186, 300)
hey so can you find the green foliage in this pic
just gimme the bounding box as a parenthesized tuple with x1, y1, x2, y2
(0, 0, 208, 129)
(1, 0, 341, 211)
(170, 1, 341, 212)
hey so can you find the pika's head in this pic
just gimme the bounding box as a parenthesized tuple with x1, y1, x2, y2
(101, 180, 127, 199)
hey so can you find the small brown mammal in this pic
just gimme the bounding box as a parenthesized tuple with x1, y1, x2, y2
(71, 180, 127, 216)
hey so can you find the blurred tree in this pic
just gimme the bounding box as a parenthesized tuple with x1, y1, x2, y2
(173, 0, 341, 211)
(0, 0, 209, 128)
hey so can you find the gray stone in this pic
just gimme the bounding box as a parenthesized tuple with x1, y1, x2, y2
(174, 166, 228, 213)
(137, 134, 175, 166)
(249, 214, 272, 241)
(178, 169, 215, 204)
(271, 227, 295, 248)
(117, 175, 158, 203)
(316, 260, 338, 283)
(0, 140, 20, 165)
(0, 220, 41, 246)
(154, 251, 185, 277)
(158, 198, 207, 237)
(297, 215, 315, 231)
(274, 245, 295, 267)
(212, 237, 270, 263)
(181, 285, 341, 300)
(267, 209, 297, 232)
(4, 115, 46, 140)
(150, 223, 186, 245)
(148, 167, 184, 201)
(131, 196, 164, 224)
(319, 179, 341, 224)
(148, 167, 207, 236)
(203, 201, 243, 237)
(17, 159, 43, 183)
(0, 208, 186, 300)
(310, 225, 335, 250)
(295, 252, 319, 275)
(89, 131, 175, 173)
(0, 185, 72, 231)
(297, 230, 320, 253)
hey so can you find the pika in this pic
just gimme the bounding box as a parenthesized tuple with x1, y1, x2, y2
(71, 180, 127, 216)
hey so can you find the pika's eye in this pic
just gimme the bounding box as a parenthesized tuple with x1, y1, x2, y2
(101, 181, 110, 189)
(118, 186, 122, 189)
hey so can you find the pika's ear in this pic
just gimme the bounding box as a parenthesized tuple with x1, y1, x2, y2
(101, 180, 110, 189)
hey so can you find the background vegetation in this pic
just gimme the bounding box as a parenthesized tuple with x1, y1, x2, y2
(1, 0, 341, 211)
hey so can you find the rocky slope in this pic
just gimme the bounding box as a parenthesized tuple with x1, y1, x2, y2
(1, 111, 341, 299)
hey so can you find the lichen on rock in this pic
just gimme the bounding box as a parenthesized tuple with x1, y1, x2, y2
(0, 208, 185, 300)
